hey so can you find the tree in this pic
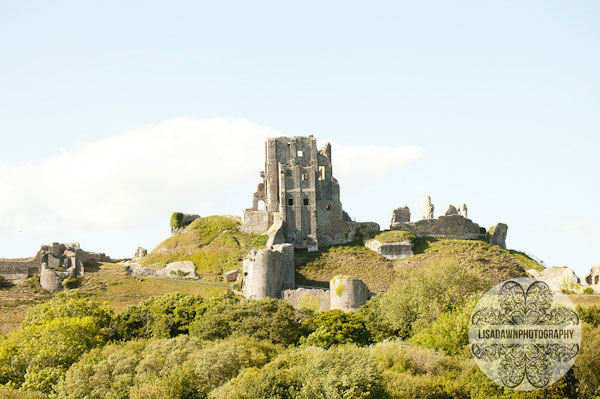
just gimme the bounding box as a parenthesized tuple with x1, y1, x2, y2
(299, 309, 371, 348)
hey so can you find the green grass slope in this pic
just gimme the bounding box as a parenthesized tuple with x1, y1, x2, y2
(394, 238, 531, 284)
(295, 237, 539, 293)
(140, 216, 268, 276)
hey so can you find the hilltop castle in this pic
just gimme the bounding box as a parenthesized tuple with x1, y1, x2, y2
(240, 135, 377, 250)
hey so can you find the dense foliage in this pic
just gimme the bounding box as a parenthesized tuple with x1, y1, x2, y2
(0, 252, 598, 398)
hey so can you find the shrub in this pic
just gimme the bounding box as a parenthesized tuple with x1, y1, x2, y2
(112, 292, 205, 340)
(577, 305, 600, 327)
(213, 345, 387, 399)
(170, 212, 184, 228)
(359, 294, 401, 342)
(55, 336, 282, 399)
(574, 324, 600, 399)
(0, 316, 107, 393)
(377, 260, 491, 339)
(189, 296, 302, 346)
(299, 309, 371, 348)
(62, 275, 82, 289)
(411, 297, 478, 356)
(583, 287, 594, 295)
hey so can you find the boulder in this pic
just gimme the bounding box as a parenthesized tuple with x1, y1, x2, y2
(224, 270, 240, 282)
(159, 261, 199, 279)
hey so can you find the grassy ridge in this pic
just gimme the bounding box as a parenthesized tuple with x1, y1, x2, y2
(295, 238, 537, 293)
(140, 216, 268, 275)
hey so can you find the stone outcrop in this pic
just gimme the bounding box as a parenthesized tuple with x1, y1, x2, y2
(130, 260, 199, 279)
(421, 195, 434, 220)
(366, 239, 413, 260)
(528, 267, 581, 293)
(330, 276, 370, 312)
(390, 206, 411, 225)
(162, 261, 198, 279)
(490, 223, 508, 249)
(240, 136, 378, 251)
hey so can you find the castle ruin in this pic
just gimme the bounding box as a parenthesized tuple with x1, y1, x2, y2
(240, 136, 377, 251)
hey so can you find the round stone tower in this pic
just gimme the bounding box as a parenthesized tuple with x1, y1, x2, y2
(329, 276, 369, 312)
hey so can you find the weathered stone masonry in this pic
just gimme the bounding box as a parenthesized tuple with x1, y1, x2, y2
(240, 136, 376, 251)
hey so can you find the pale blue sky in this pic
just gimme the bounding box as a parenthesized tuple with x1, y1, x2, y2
(0, 1, 598, 276)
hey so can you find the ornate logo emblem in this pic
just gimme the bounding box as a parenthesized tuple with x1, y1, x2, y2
(468, 278, 581, 391)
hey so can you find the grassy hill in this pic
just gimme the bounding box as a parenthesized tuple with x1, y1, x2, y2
(140, 215, 268, 276)
(295, 236, 542, 293)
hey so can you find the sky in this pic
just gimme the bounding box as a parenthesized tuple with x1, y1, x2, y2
(0, 1, 598, 277)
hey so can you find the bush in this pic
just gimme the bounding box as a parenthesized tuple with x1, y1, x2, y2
(170, 212, 184, 228)
(113, 292, 205, 340)
(189, 296, 302, 346)
(577, 305, 600, 327)
(376, 261, 491, 339)
(213, 345, 387, 399)
(584, 287, 594, 295)
(56, 336, 282, 399)
(0, 387, 45, 398)
(299, 309, 371, 348)
(574, 324, 600, 399)
(411, 297, 478, 356)
(0, 316, 107, 393)
(62, 275, 82, 289)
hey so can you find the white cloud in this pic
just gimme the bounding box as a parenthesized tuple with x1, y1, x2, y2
(0, 118, 423, 256)
(331, 142, 425, 183)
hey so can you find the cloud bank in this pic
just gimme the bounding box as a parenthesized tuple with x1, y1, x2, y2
(0, 118, 423, 256)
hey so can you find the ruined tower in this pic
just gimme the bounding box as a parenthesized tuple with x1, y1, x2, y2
(240, 136, 359, 251)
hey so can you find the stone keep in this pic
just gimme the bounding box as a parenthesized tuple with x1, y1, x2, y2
(240, 136, 354, 250)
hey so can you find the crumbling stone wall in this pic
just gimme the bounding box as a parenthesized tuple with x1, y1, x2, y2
(528, 267, 581, 293)
(0, 242, 112, 292)
(489, 223, 508, 249)
(585, 265, 600, 288)
(282, 287, 330, 312)
(391, 206, 411, 224)
(0, 255, 41, 280)
(392, 214, 484, 240)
